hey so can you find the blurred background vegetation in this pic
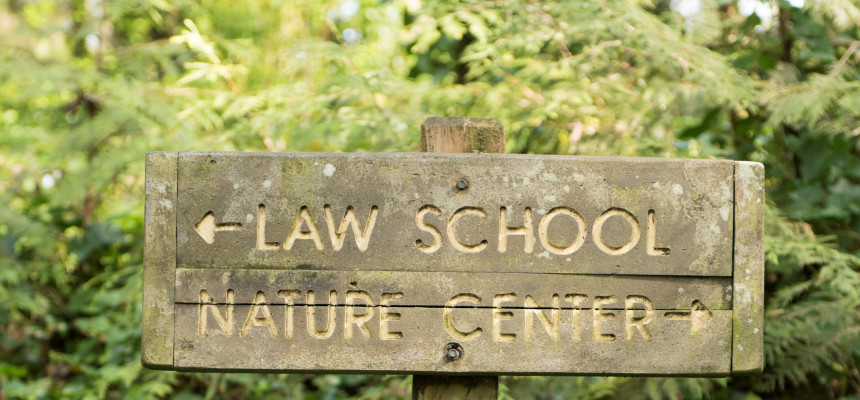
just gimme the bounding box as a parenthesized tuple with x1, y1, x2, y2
(1, 0, 859, 398)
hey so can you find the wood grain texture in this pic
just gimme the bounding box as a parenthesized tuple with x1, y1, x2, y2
(142, 152, 177, 369)
(732, 161, 765, 373)
(419, 117, 505, 154)
(412, 376, 497, 400)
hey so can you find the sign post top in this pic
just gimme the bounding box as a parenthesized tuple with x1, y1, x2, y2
(420, 116, 505, 153)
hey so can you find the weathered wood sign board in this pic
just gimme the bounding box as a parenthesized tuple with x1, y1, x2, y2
(142, 152, 764, 376)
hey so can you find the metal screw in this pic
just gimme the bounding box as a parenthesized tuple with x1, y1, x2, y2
(456, 179, 469, 191)
(444, 342, 463, 361)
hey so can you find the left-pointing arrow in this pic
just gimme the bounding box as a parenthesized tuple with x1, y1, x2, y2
(194, 211, 243, 244)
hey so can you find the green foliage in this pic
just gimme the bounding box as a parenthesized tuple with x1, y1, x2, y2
(1, 0, 859, 398)
(757, 206, 860, 395)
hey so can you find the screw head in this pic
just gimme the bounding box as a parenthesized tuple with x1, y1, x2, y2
(456, 179, 469, 191)
(444, 342, 463, 362)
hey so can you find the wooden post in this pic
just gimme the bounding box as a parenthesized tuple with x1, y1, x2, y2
(419, 117, 505, 154)
(413, 376, 498, 400)
(413, 116, 504, 400)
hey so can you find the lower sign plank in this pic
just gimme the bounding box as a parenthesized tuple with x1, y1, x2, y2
(173, 270, 731, 374)
(174, 304, 732, 375)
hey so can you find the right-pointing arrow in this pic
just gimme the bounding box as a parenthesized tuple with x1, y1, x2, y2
(664, 300, 713, 334)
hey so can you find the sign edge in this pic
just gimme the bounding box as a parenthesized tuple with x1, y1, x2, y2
(141, 151, 178, 369)
(731, 161, 765, 374)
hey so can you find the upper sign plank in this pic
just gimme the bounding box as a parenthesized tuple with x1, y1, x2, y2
(175, 152, 733, 276)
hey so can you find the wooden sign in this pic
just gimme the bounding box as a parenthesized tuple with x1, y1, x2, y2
(142, 152, 764, 376)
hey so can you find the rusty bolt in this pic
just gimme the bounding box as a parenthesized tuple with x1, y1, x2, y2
(456, 179, 469, 191)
